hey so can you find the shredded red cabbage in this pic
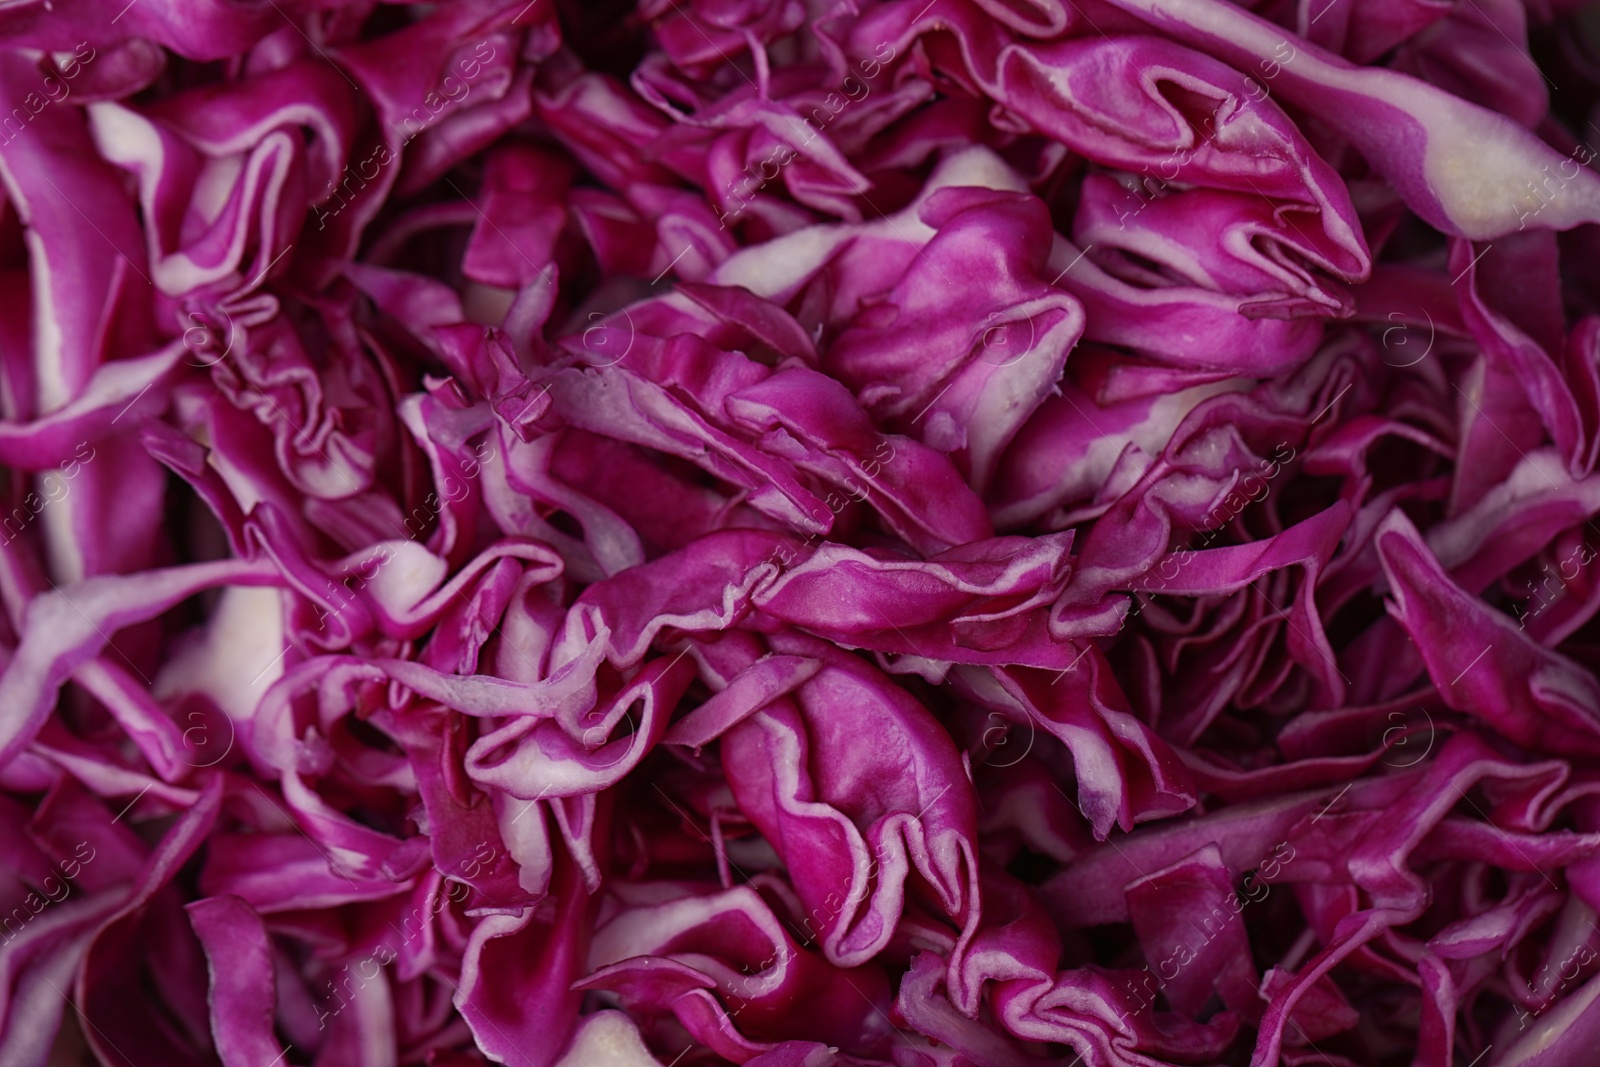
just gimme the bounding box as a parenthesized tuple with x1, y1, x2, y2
(3, 1, 1600, 1065)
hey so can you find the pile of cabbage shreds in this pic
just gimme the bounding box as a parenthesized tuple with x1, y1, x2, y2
(12, 0, 1600, 1065)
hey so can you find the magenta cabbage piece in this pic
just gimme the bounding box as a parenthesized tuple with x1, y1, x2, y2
(6, 0, 1600, 1065)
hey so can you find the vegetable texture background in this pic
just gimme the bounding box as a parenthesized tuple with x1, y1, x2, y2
(5, 0, 1600, 1064)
